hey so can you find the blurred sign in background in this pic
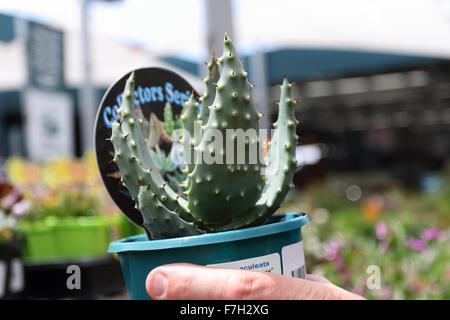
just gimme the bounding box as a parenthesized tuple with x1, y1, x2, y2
(23, 21, 74, 161)
(25, 21, 64, 91)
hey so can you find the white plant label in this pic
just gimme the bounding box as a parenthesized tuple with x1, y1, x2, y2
(281, 241, 306, 279)
(207, 241, 306, 279)
(207, 253, 282, 274)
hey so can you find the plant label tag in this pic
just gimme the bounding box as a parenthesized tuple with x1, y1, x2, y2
(94, 67, 199, 227)
(281, 241, 306, 279)
(207, 253, 282, 274)
(206, 241, 306, 279)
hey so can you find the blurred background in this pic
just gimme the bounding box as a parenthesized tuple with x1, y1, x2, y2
(0, 0, 448, 299)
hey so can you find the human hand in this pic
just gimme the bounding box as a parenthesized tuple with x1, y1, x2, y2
(146, 263, 365, 300)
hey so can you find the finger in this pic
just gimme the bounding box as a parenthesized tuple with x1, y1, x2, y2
(306, 274, 333, 284)
(146, 263, 364, 300)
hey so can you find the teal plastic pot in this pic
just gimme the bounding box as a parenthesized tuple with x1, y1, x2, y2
(108, 212, 311, 300)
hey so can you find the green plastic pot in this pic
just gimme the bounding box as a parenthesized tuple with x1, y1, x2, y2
(19, 216, 118, 262)
(19, 218, 59, 261)
(54, 217, 112, 259)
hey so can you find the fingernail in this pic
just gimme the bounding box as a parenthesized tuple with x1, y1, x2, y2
(150, 272, 167, 298)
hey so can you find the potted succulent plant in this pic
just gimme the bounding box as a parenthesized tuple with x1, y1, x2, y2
(106, 34, 310, 300)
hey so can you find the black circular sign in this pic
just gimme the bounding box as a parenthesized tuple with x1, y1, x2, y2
(94, 67, 200, 227)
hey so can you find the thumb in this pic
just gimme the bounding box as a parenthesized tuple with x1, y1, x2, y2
(146, 263, 364, 300)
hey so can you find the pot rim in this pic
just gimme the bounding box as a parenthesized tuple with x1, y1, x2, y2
(108, 212, 310, 253)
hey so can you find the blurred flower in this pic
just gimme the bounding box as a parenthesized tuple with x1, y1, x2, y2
(421, 228, 440, 241)
(352, 284, 364, 296)
(378, 240, 390, 253)
(5, 157, 26, 184)
(0, 188, 21, 211)
(42, 188, 58, 207)
(375, 221, 388, 240)
(362, 196, 383, 222)
(409, 281, 430, 295)
(303, 176, 450, 299)
(437, 230, 448, 242)
(406, 238, 426, 251)
(375, 286, 392, 299)
(11, 199, 30, 217)
(324, 240, 344, 261)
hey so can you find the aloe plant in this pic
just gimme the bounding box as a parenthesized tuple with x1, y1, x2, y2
(198, 54, 220, 123)
(109, 33, 300, 239)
